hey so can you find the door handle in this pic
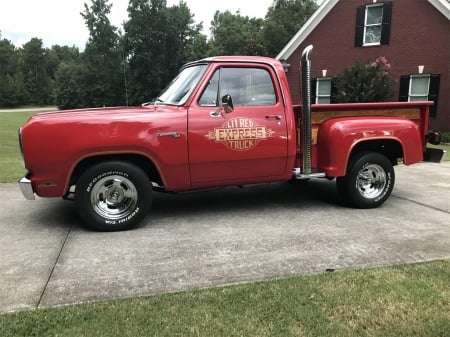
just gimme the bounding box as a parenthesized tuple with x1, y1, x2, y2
(265, 114, 282, 121)
(210, 110, 222, 118)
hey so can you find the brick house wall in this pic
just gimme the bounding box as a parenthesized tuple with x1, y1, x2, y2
(281, 0, 450, 132)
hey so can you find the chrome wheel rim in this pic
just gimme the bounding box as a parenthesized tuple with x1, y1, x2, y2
(356, 164, 387, 199)
(90, 175, 138, 220)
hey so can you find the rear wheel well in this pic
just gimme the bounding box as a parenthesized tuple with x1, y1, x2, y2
(350, 139, 403, 166)
(69, 154, 163, 190)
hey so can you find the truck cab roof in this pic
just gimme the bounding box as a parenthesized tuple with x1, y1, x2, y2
(183, 55, 283, 69)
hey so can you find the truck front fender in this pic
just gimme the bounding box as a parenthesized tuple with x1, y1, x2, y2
(316, 117, 423, 177)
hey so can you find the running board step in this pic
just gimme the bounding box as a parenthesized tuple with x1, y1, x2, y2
(293, 168, 326, 180)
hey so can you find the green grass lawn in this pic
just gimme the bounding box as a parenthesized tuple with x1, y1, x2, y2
(0, 111, 37, 182)
(1, 260, 449, 337)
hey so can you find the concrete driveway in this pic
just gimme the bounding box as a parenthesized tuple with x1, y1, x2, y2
(1, 162, 449, 313)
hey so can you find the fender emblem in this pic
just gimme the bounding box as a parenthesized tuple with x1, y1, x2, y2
(157, 131, 181, 139)
(206, 117, 275, 151)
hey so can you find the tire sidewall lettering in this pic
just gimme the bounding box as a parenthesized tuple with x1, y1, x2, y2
(373, 171, 392, 202)
(102, 206, 140, 225)
(86, 170, 129, 193)
(117, 206, 140, 224)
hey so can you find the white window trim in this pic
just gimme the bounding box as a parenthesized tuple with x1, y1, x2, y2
(408, 74, 430, 102)
(316, 77, 332, 104)
(363, 3, 384, 46)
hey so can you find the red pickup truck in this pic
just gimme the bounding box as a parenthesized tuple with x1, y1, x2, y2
(18, 45, 444, 231)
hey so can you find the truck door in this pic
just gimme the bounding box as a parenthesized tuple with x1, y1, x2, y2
(188, 65, 288, 188)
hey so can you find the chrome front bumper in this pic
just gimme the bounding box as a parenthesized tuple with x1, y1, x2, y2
(18, 175, 35, 200)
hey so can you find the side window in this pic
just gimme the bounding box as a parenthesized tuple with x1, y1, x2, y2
(199, 67, 276, 107)
(399, 74, 441, 118)
(355, 2, 392, 47)
(198, 71, 219, 106)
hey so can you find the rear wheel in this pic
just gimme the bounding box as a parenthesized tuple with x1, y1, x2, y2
(337, 152, 394, 208)
(75, 161, 152, 231)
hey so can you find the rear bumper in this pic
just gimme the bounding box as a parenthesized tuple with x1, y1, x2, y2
(18, 175, 35, 200)
(424, 147, 447, 163)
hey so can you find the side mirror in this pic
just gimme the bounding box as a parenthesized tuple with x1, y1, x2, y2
(221, 94, 234, 113)
(210, 94, 234, 117)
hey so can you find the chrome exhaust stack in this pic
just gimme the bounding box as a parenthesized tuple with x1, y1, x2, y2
(293, 44, 325, 179)
(301, 45, 313, 175)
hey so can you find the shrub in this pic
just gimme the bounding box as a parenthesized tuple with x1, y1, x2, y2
(441, 132, 450, 144)
(333, 56, 394, 103)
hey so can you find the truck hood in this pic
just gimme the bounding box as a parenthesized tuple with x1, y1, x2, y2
(21, 104, 188, 155)
(28, 105, 182, 122)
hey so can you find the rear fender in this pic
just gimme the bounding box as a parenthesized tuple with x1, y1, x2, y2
(317, 117, 423, 177)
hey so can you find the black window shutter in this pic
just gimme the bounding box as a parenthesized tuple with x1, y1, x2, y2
(330, 78, 337, 103)
(398, 75, 410, 102)
(311, 78, 317, 104)
(428, 74, 440, 118)
(355, 6, 365, 47)
(380, 2, 393, 45)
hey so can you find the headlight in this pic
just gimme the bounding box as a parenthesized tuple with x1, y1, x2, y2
(18, 127, 25, 167)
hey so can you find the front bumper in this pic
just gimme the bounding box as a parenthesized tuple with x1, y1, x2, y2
(18, 175, 35, 200)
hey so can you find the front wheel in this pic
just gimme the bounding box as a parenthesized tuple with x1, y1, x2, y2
(75, 161, 152, 231)
(336, 152, 395, 209)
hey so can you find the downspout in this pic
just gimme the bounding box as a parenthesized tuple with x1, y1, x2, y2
(301, 45, 313, 175)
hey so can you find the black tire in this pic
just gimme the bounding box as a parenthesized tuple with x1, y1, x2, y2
(75, 161, 152, 231)
(336, 152, 394, 209)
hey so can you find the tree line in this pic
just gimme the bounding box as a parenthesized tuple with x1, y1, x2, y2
(0, 0, 317, 109)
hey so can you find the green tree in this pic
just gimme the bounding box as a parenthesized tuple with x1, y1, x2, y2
(208, 10, 266, 56)
(80, 0, 126, 107)
(0, 33, 18, 77)
(124, 0, 201, 105)
(0, 73, 27, 107)
(49, 45, 80, 66)
(333, 56, 394, 103)
(20, 38, 54, 105)
(45, 45, 81, 105)
(165, 1, 202, 69)
(55, 61, 86, 109)
(124, 0, 168, 104)
(262, 0, 317, 57)
(184, 30, 208, 62)
(0, 34, 26, 107)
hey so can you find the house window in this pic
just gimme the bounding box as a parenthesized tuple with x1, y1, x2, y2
(409, 75, 430, 102)
(316, 78, 332, 104)
(399, 74, 441, 118)
(355, 2, 392, 47)
(364, 5, 383, 45)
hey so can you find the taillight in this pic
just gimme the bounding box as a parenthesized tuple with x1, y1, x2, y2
(427, 130, 441, 145)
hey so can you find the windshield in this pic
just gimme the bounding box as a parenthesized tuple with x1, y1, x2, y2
(157, 64, 207, 106)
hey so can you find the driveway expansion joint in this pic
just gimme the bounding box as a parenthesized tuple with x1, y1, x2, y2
(392, 195, 450, 214)
(36, 225, 73, 309)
